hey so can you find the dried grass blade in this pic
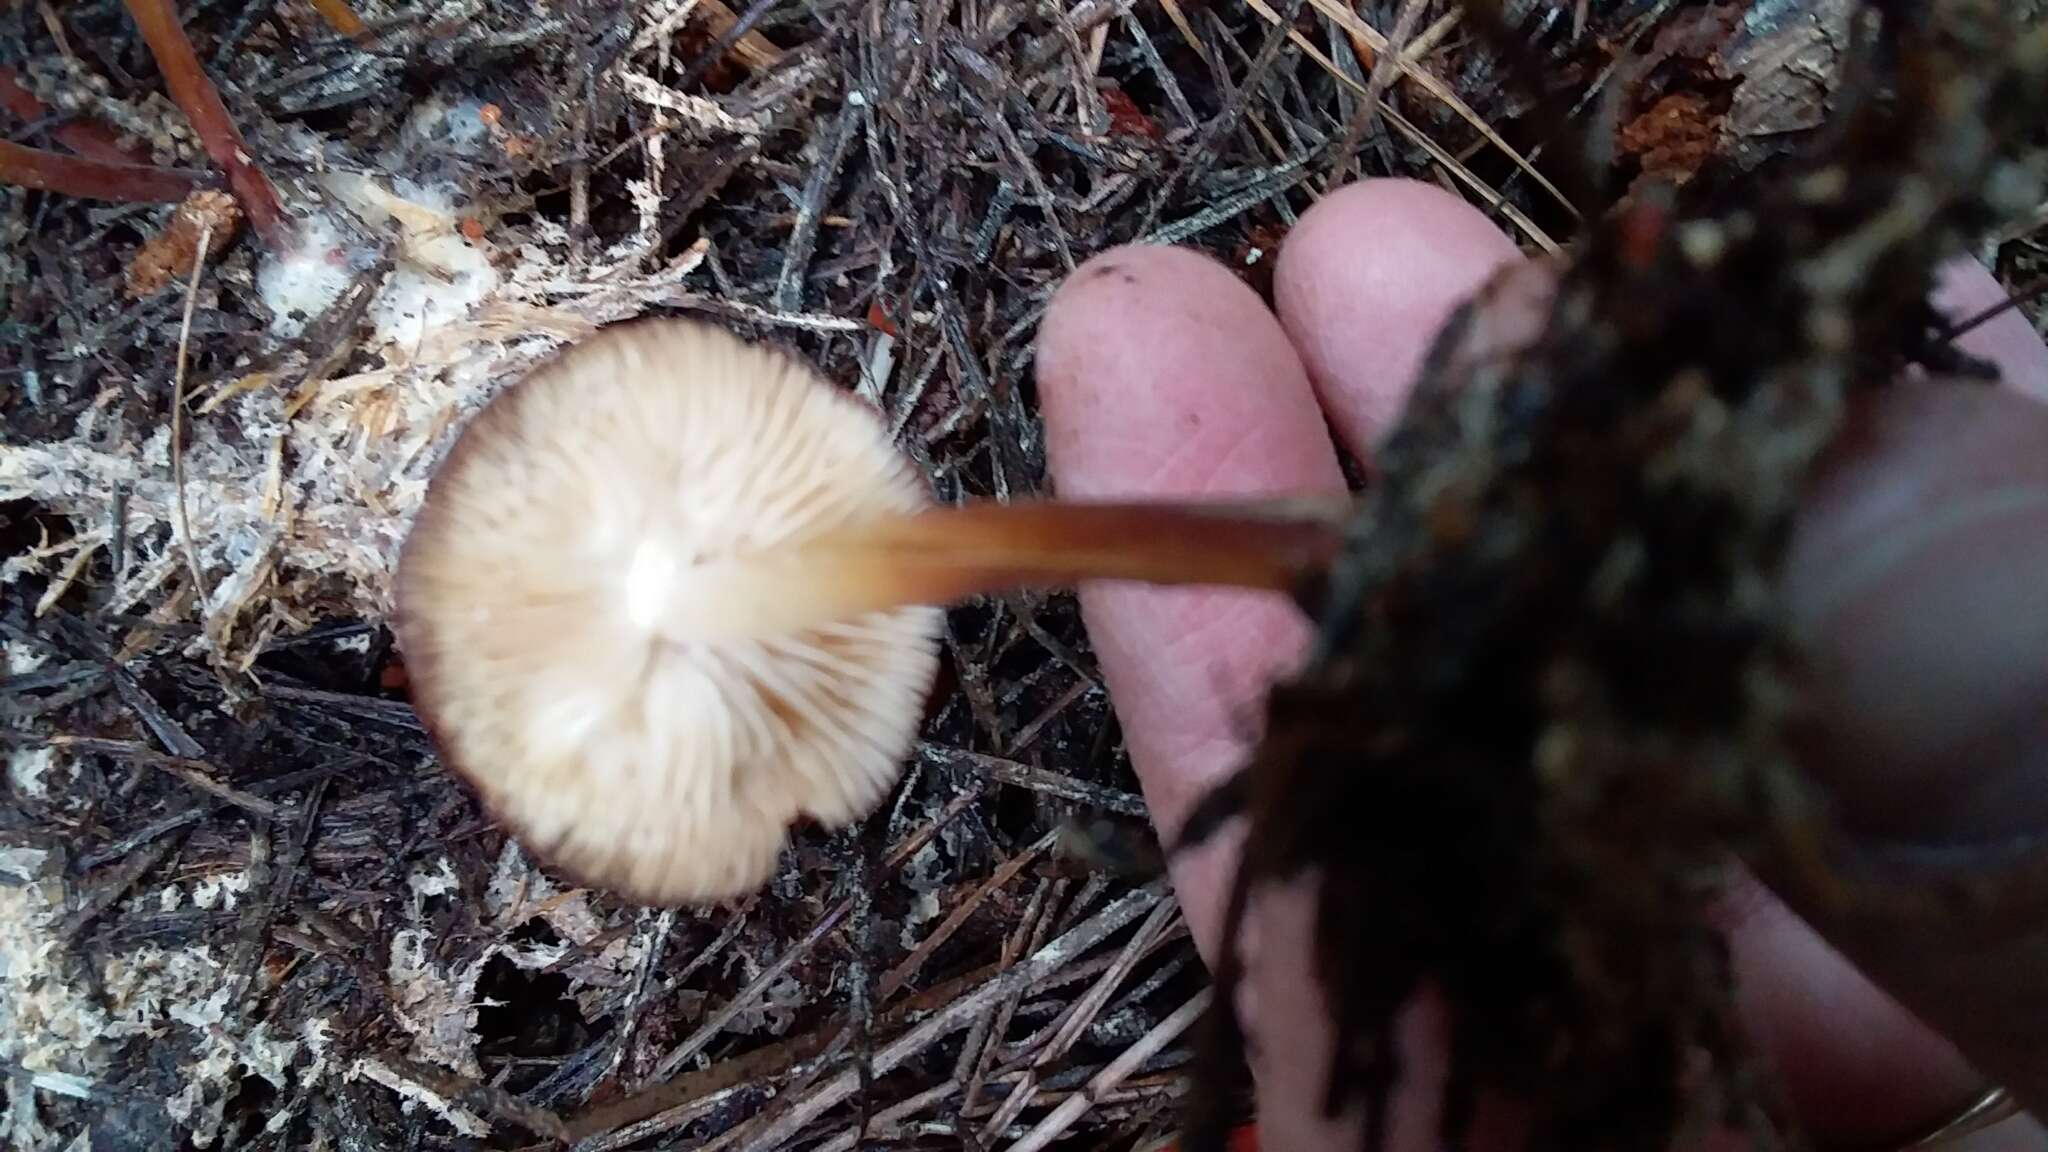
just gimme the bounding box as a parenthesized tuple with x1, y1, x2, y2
(1300, 0, 1579, 220)
(1239, 0, 1558, 252)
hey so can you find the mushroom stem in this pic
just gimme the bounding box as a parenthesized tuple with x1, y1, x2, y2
(651, 495, 1352, 641)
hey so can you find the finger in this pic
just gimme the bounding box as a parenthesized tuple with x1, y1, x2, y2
(1035, 244, 1344, 853)
(1785, 253, 2048, 853)
(1779, 372, 2048, 1117)
(1715, 865, 1986, 1145)
(1787, 374, 2048, 842)
(1036, 244, 1376, 1149)
(1272, 177, 1522, 450)
(1932, 258, 2048, 401)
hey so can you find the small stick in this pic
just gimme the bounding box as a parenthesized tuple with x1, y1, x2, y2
(0, 138, 206, 202)
(307, 0, 369, 39)
(0, 66, 147, 164)
(40, 734, 278, 818)
(1001, 991, 1210, 1152)
(731, 886, 1168, 1152)
(691, 0, 783, 71)
(122, 0, 294, 251)
(171, 216, 217, 616)
(673, 0, 777, 89)
(878, 830, 1057, 1001)
(645, 787, 988, 1083)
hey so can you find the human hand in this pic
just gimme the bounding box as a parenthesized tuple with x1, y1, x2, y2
(1033, 178, 2048, 1151)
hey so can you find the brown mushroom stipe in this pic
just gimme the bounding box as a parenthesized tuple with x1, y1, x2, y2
(394, 318, 1347, 905)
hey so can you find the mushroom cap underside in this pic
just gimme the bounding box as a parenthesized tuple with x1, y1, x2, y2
(394, 319, 944, 904)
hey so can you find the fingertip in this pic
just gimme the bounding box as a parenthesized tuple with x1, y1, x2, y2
(1039, 243, 1343, 501)
(1273, 178, 1523, 452)
(1777, 380, 2048, 1119)
(1932, 258, 2048, 401)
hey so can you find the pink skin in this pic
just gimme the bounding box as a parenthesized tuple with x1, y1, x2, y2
(1035, 178, 2048, 1150)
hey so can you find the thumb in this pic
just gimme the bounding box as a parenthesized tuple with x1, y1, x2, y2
(1778, 367, 2048, 1115)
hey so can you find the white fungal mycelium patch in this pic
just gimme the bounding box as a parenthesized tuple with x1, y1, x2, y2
(160, 975, 303, 1146)
(255, 211, 361, 341)
(319, 172, 503, 351)
(0, 75, 802, 1146)
(4, 643, 63, 801)
(0, 866, 337, 1151)
(406, 857, 461, 916)
(349, 1056, 491, 1137)
(402, 93, 496, 157)
(1, 131, 718, 666)
(7, 746, 57, 800)
(190, 869, 252, 911)
(482, 844, 653, 1018)
(387, 926, 490, 1079)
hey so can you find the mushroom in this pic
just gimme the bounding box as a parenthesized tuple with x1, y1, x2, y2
(394, 318, 1345, 905)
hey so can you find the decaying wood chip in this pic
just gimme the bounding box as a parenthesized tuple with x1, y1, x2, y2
(1725, 0, 1856, 153)
(126, 189, 242, 298)
(1614, 3, 1743, 191)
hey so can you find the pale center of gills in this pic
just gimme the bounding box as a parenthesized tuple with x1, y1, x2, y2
(624, 533, 687, 634)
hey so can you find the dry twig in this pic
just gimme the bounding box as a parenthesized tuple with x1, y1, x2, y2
(121, 0, 293, 250)
(0, 65, 148, 164)
(0, 138, 207, 202)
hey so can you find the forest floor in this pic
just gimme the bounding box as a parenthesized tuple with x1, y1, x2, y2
(1, 0, 2042, 1149)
